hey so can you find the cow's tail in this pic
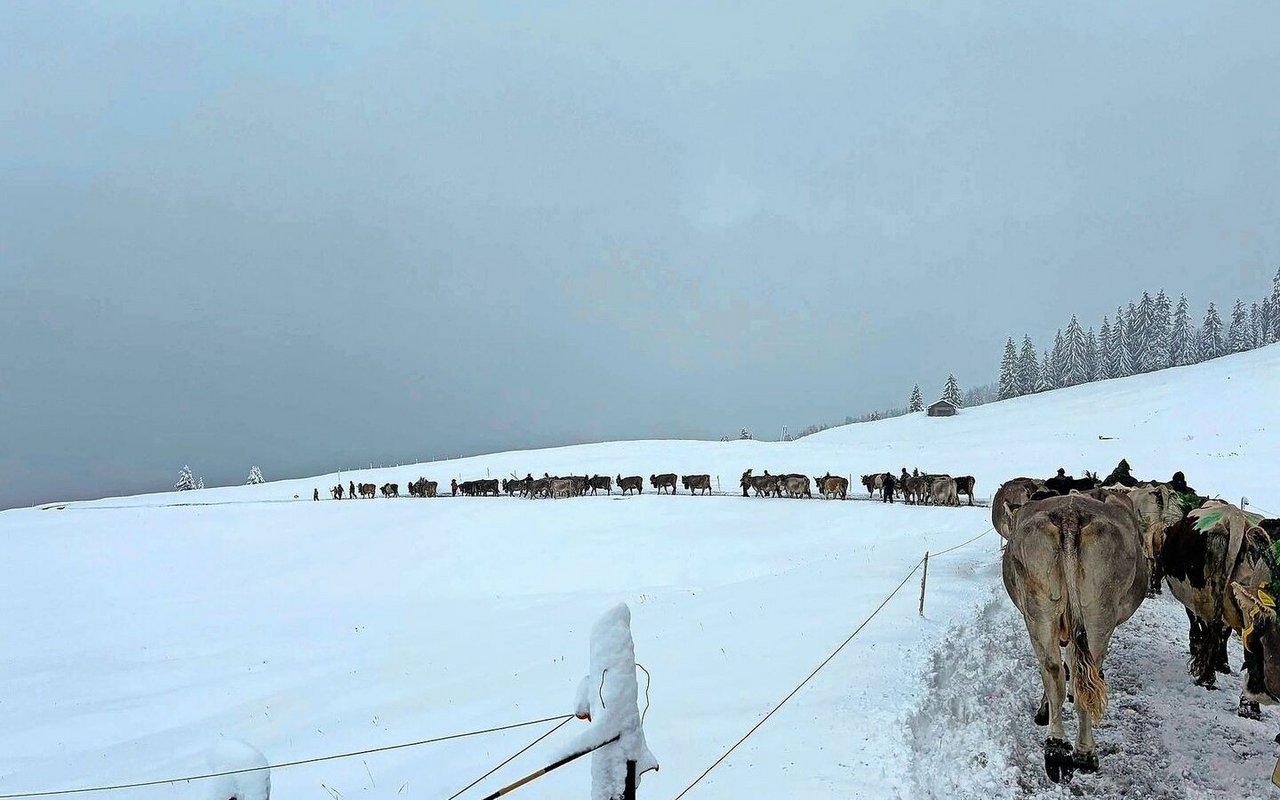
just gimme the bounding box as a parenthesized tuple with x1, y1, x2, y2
(1057, 504, 1108, 721)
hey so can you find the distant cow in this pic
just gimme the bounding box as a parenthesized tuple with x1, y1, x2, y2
(529, 478, 552, 499)
(650, 473, 677, 494)
(1003, 493, 1147, 781)
(929, 477, 959, 507)
(954, 476, 976, 506)
(1044, 469, 1099, 495)
(780, 474, 811, 498)
(992, 477, 1046, 539)
(815, 474, 848, 500)
(682, 474, 712, 495)
(587, 475, 613, 495)
(550, 478, 576, 499)
(742, 469, 778, 497)
(359, 483, 377, 499)
(861, 474, 884, 498)
(617, 475, 643, 495)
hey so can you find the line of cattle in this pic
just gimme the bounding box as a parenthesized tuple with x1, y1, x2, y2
(323, 470, 978, 504)
(994, 462, 1280, 784)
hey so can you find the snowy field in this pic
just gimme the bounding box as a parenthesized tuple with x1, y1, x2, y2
(2, 344, 1279, 799)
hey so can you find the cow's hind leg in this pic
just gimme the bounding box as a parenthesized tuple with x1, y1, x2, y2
(1023, 612, 1073, 782)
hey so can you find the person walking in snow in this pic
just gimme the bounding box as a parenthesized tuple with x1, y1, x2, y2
(882, 472, 896, 503)
(313, 488, 320, 501)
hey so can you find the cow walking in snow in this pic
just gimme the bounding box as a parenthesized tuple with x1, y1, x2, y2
(1003, 493, 1147, 781)
(617, 475, 643, 495)
(650, 473, 677, 494)
(682, 474, 712, 495)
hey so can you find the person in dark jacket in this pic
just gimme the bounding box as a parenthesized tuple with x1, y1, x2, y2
(1102, 459, 1139, 488)
(882, 473, 896, 503)
(1169, 470, 1196, 495)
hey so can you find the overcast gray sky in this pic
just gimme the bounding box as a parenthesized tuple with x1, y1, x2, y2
(2, 2, 1277, 508)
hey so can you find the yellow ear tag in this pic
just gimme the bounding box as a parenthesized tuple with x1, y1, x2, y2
(1259, 588, 1276, 609)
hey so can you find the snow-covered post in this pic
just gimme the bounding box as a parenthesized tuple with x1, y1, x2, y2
(570, 604, 658, 800)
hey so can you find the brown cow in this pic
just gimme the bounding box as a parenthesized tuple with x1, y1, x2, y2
(682, 474, 712, 495)
(650, 473, 677, 494)
(1003, 493, 1147, 781)
(617, 475, 643, 495)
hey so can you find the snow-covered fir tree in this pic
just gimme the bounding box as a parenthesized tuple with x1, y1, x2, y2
(1045, 329, 1065, 390)
(1272, 267, 1280, 343)
(1107, 306, 1130, 378)
(197, 477, 204, 490)
(175, 465, 196, 491)
(739, 428, 753, 440)
(1017, 336, 1040, 396)
(1249, 302, 1264, 349)
(1170, 294, 1194, 366)
(1131, 292, 1156, 372)
(1258, 299, 1273, 347)
(1150, 290, 1172, 369)
(1199, 302, 1225, 360)
(246, 466, 265, 485)
(1098, 317, 1115, 379)
(1063, 316, 1087, 386)
(1124, 302, 1144, 375)
(1228, 299, 1250, 353)
(1036, 348, 1052, 392)
(998, 339, 1018, 399)
(1084, 327, 1099, 382)
(908, 384, 924, 412)
(942, 374, 962, 406)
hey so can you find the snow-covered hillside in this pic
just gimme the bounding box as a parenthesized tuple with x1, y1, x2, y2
(2, 344, 1278, 799)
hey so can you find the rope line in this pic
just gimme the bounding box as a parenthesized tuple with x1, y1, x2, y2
(929, 526, 994, 558)
(0, 714, 574, 799)
(444, 716, 574, 800)
(670, 556, 927, 800)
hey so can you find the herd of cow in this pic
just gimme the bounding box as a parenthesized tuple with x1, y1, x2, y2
(994, 460, 1280, 783)
(858, 469, 978, 506)
(320, 470, 979, 504)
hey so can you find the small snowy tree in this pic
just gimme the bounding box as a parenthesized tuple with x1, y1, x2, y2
(1110, 306, 1133, 378)
(942, 374, 962, 407)
(1170, 295, 1194, 366)
(1260, 297, 1276, 346)
(1036, 349, 1052, 392)
(1249, 302, 1264, 349)
(739, 428, 753, 440)
(908, 384, 925, 412)
(1228, 299, 1249, 353)
(246, 466, 265, 485)
(1017, 336, 1040, 396)
(998, 338, 1018, 399)
(1044, 329, 1065, 390)
(175, 465, 196, 492)
(1199, 302, 1225, 361)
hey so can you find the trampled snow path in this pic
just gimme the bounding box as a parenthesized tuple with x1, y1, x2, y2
(904, 560, 1280, 799)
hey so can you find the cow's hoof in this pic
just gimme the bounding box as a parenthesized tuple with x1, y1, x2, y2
(1194, 676, 1218, 690)
(1217, 662, 1233, 675)
(1044, 738, 1074, 784)
(1238, 700, 1263, 721)
(1073, 750, 1099, 773)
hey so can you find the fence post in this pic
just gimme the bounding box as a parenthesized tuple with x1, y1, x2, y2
(918, 552, 930, 617)
(716, 475, 721, 494)
(624, 759, 638, 800)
